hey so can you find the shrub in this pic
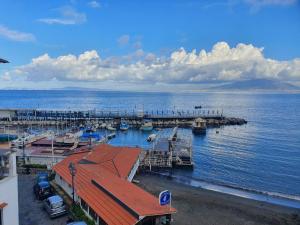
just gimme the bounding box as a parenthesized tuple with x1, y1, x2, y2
(70, 204, 95, 225)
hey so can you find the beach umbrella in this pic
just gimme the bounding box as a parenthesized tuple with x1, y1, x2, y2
(0, 58, 9, 63)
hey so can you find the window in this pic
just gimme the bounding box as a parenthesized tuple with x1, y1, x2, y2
(89, 207, 98, 222)
(81, 199, 88, 212)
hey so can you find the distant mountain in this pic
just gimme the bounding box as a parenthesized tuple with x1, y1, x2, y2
(51, 87, 102, 91)
(210, 79, 299, 91)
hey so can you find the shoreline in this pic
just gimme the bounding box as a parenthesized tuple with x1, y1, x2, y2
(136, 173, 300, 225)
(152, 172, 300, 209)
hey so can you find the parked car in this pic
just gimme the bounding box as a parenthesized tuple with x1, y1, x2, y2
(33, 181, 53, 200)
(43, 195, 68, 218)
(36, 172, 49, 183)
(67, 222, 87, 225)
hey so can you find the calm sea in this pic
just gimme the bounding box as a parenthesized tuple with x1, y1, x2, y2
(1, 90, 300, 200)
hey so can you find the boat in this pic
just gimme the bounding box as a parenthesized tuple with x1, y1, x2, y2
(100, 123, 107, 129)
(194, 105, 202, 109)
(140, 120, 153, 131)
(0, 133, 18, 142)
(106, 124, 116, 131)
(147, 134, 157, 142)
(119, 120, 129, 131)
(192, 118, 207, 134)
(107, 132, 116, 140)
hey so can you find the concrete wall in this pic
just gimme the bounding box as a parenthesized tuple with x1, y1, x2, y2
(0, 175, 19, 225)
(26, 155, 65, 169)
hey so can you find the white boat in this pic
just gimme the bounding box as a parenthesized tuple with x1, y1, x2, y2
(100, 123, 107, 129)
(147, 134, 157, 142)
(106, 125, 116, 131)
(140, 120, 153, 131)
(107, 132, 116, 139)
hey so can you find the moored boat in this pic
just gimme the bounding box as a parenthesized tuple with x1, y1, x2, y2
(106, 124, 116, 131)
(140, 120, 153, 131)
(119, 120, 129, 131)
(147, 133, 157, 142)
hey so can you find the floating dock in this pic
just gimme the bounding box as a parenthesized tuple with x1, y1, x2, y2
(140, 127, 193, 169)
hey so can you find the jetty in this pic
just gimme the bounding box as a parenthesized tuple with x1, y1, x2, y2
(140, 127, 193, 169)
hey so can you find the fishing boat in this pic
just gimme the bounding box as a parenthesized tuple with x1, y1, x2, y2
(119, 120, 129, 131)
(192, 118, 207, 134)
(140, 120, 153, 131)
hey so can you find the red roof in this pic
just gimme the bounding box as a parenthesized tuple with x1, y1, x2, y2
(53, 144, 176, 225)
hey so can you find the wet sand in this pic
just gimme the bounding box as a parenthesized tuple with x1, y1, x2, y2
(136, 173, 300, 225)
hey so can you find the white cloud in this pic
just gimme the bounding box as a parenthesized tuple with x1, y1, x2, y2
(117, 34, 130, 46)
(4, 42, 300, 84)
(0, 25, 36, 42)
(38, 6, 86, 25)
(88, 1, 101, 8)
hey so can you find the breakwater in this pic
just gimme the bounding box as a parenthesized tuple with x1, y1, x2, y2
(0, 108, 247, 128)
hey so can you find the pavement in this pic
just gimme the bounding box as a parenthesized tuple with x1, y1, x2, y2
(18, 175, 69, 225)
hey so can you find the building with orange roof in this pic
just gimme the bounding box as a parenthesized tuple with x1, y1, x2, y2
(53, 144, 176, 225)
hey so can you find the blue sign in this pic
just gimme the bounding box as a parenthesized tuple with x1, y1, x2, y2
(159, 190, 171, 206)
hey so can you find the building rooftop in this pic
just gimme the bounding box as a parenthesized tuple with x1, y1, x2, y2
(53, 144, 176, 225)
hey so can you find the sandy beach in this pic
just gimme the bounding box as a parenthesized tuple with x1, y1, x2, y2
(136, 173, 300, 225)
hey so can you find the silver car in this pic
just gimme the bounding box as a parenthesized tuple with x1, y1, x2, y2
(43, 195, 68, 218)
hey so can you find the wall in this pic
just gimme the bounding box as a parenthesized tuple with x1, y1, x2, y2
(0, 175, 19, 225)
(26, 155, 65, 169)
(54, 174, 79, 202)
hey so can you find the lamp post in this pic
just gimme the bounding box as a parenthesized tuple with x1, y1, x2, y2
(68, 162, 77, 205)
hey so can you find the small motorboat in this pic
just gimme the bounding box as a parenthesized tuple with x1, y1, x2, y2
(107, 132, 116, 140)
(100, 123, 107, 129)
(147, 134, 157, 142)
(140, 120, 153, 131)
(106, 124, 116, 131)
(120, 120, 129, 131)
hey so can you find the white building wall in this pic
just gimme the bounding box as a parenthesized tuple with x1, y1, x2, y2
(0, 176, 19, 225)
(54, 174, 79, 202)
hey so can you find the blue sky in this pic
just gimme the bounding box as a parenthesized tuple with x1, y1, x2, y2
(0, 0, 300, 90)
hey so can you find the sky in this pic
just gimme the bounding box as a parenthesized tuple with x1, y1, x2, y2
(0, 0, 300, 90)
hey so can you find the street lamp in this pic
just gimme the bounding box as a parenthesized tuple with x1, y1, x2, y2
(68, 162, 77, 205)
